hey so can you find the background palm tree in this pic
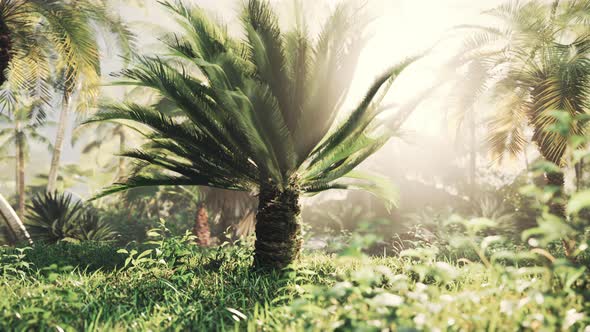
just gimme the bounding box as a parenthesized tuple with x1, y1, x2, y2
(458, 0, 590, 213)
(86, 0, 419, 269)
(44, 0, 135, 193)
(0, 0, 134, 192)
(454, 0, 590, 258)
(0, 97, 52, 218)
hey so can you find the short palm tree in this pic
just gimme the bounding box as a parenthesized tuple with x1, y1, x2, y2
(26, 192, 117, 243)
(86, 0, 417, 269)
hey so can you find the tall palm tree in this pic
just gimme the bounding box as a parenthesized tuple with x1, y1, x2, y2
(0, 0, 132, 191)
(0, 97, 52, 219)
(85, 0, 418, 269)
(0, 0, 134, 192)
(44, 0, 134, 193)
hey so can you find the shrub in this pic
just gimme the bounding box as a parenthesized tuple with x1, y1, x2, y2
(25, 192, 117, 243)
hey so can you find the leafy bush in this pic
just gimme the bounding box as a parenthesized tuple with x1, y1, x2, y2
(25, 192, 117, 243)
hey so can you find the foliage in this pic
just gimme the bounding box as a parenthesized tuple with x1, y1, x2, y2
(0, 224, 587, 331)
(84, 0, 414, 208)
(0, 0, 134, 109)
(0, 98, 51, 159)
(458, 0, 590, 164)
(25, 192, 117, 243)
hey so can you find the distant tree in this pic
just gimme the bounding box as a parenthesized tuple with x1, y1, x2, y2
(459, 1, 590, 213)
(43, 0, 135, 193)
(0, 97, 52, 218)
(457, 0, 590, 258)
(86, 0, 418, 269)
(0, 0, 134, 192)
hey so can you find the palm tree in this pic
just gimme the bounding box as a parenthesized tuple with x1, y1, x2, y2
(0, 97, 52, 219)
(0, 0, 134, 192)
(44, 1, 134, 193)
(85, 0, 418, 269)
(26, 191, 117, 243)
(456, 0, 590, 258)
(458, 1, 590, 214)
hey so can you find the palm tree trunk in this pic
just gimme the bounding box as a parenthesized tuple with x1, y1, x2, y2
(0, 194, 32, 244)
(193, 203, 210, 246)
(543, 159, 576, 259)
(254, 184, 302, 269)
(117, 129, 126, 180)
(468, 110, 476, 200)
(0, 20, 11, 87)
(47, 96, 71, 193)
(546, 171, 565, 217)
(575, 159, 583, 191)
(16, 133, 25, 219)
(551, 0, 561, 18)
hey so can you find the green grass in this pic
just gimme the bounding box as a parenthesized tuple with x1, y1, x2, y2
(0, 236, 588, 331)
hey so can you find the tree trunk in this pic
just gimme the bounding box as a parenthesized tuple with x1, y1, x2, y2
(117, 129, 126, 180)
(0, 194, 32, 244)
(542, 157, 576, 258)
(468, 110, 476, 200)
(0, 19, 11, 87)
(16, 132, 25, 219)
(575, 159, 583, 191)
(546, 171, 565, 217)
(193, 203, 210, 246)
(254, 184, 302, 269)
(47, 97, 70, 193)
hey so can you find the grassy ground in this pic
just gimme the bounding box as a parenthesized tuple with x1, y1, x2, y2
(1, 232, 588, 331)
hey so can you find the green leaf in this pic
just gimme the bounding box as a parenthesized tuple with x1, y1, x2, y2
(567, 190, 590, 215)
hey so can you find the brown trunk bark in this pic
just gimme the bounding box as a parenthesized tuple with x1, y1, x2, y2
(18, 139, 25, 219)
(575, 159, 583, 191)
(193, 203, 210, 246)
(546, 171, 565, 217)
(0, 20, 11, 86)
(254, 184, 302, 270)
(540, 151, 576, 259)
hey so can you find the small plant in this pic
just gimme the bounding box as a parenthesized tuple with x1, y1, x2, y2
(0, 247, 32, 279)
(117, 219, 197, 273)
(25, 192, 117, 243)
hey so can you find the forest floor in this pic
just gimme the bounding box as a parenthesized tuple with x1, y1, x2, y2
(0, 237, 588, 331)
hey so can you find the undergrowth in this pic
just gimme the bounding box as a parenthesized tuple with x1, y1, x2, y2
(0, 219, 588, 331)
